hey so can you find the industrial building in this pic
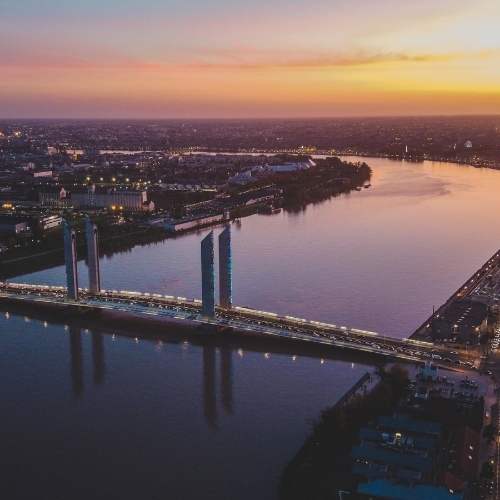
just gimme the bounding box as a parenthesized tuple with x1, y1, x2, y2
(165, 213, 227, 233)
(40, 187, 154, 212)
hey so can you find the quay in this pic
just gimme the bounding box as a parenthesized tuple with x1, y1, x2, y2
(411, 248, 500, 342)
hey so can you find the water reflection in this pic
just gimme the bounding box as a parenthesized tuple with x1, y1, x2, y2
(220, 346, 233, 415)
(68, 326, 84, 397)
(91, 332, 105, 385)
(67, 327, 107, 396)
(0, 308, 369, 500)
(0, 306, 377, 428)
(202, 344, 217, 428)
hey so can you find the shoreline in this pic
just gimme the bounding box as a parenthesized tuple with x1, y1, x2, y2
(187, 148, 500, 171)
(410, 248, 500, 342)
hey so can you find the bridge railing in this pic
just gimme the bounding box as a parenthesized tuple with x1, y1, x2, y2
(1, 281, 446, 351)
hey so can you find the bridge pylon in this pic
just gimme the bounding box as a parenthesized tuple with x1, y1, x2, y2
(63, 220, 79, 300)
(85, 217, 101, 293)
(201, 231, 215, 317)
(218, 225, 232, 309)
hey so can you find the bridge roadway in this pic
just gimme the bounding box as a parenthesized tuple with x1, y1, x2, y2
(0, 281, 476, 370)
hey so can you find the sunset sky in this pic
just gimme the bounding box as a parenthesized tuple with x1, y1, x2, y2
(1, 0, 500, 118)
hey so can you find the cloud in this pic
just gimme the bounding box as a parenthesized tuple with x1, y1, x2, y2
(0, 51, 464, 72)
(186, 52, 460, 70)
(3, 47, 499, 73)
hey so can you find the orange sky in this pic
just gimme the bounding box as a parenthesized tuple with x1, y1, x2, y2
(1, 0, 500, 117)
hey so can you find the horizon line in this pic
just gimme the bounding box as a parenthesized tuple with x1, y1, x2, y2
(1, 113, 500, 122)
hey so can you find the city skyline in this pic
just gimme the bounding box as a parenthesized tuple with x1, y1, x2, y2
(1, 0, 500, 118)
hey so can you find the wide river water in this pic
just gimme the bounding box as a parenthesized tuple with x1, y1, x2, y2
(2, 157, 500, 499)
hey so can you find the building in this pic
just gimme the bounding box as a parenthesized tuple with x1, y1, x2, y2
(37, 214, 62, 231)
(201, 231, 215, 317)
(40, 187, 154, 212)
(218, 226, 232, 308)
(165, 213, 227, 233)
(32, 170, 53, 178)
(357, 479, 463, 499)
(0, 216, 30, 235)
(77, 187, 153, 211)
(63, 220, 79, 300)
(352, 414, 442, 485)
(85, 218, 101, 293)
(268, 159, 315, 173)
(228, 170, 255, 186)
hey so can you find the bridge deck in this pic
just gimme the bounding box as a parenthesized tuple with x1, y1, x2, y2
(0, 281, 476, 370)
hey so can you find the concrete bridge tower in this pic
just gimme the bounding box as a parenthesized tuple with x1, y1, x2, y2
(201, 231, 215, 317)
(218, 225, 232, 308)
(85, 217, 101, 293)
(63, 220, 79, 300)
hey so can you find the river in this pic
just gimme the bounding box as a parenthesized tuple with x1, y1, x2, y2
(2, 157, 500, 499)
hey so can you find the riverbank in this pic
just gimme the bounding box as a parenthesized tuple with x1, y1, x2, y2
(411, 248, 500, 343)
(279, 365, 408, 500)
(0, 156, 371, 279)
(188, 148, 500, 171)
(0, 226, 168, 280)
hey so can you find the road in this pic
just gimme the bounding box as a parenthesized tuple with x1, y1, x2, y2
(0, 281, 479, 369)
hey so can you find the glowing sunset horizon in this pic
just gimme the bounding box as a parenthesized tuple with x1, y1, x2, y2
(2, 0, 500, 118)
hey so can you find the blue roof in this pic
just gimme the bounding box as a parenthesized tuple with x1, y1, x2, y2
(358, 479, 464, 500)
(351, 443, 432, 472)
(377, 415, 441, 436)
(359, 427, 437, 450)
